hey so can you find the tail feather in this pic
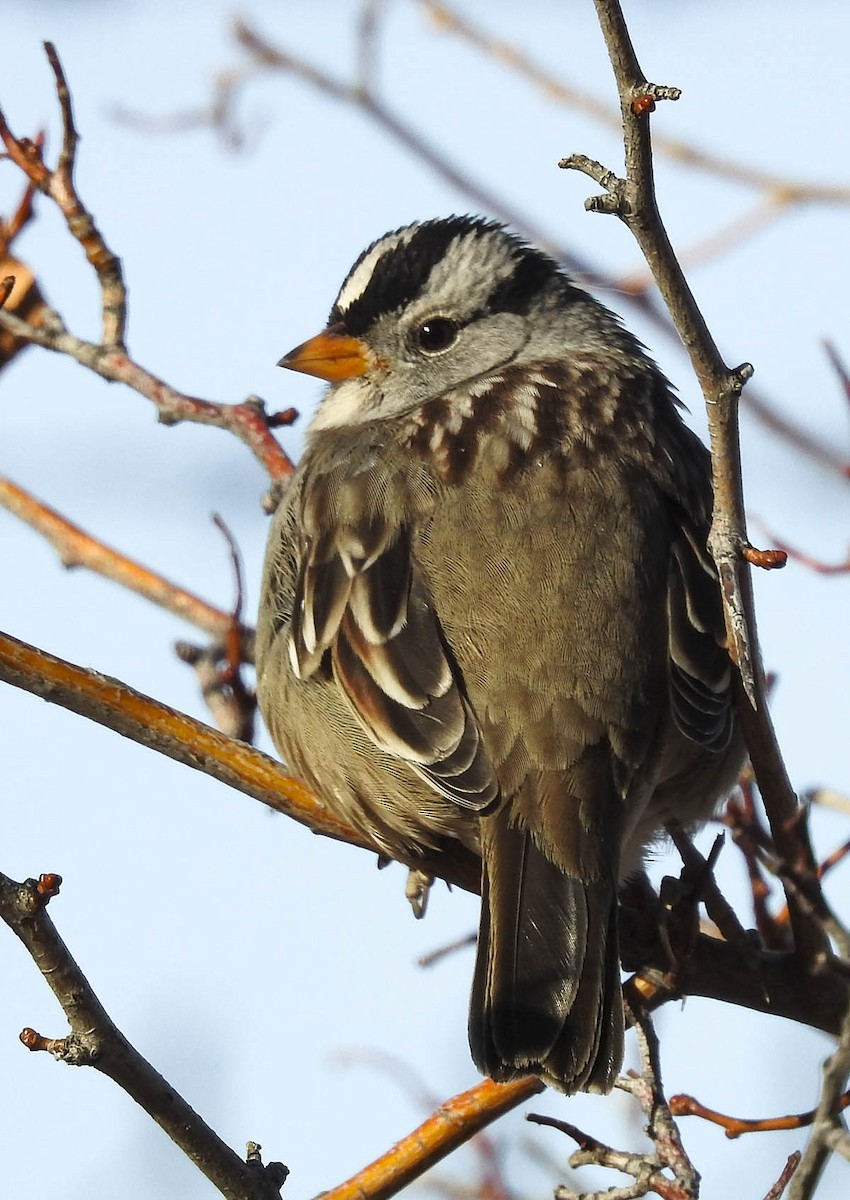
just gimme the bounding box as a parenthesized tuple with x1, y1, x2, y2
(468, 816, 623, 1094)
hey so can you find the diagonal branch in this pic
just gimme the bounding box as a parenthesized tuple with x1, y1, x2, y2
(423, 1, 850, 206)
(0, 872, 288, 1200)
(231, 19, 597, 282)
(318, 1076, 542, 1200)
(0, 627, 481, 893)
(0, 476, 245, 641)
(0, 305, 294, 480)
(787, 1001, 850, 1200)
(3, 859, 535, 1200)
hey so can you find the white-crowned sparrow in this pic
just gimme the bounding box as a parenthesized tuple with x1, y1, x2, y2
(256, 217, 745, 1094)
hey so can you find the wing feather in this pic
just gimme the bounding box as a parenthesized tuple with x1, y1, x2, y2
(289, 510, 498, 812)
(667, 515, 734, 752)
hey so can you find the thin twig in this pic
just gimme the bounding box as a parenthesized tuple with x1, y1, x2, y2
(823, 339, 850, 408)
(418, 932, 476, 968)
(113, 13, 850, 485)
(528, 1010, 698, 1199)
(721, 782, 790, 951)
(177, 513, 259, 738)
(670, 1090, 850, 1139)
(763, 1153, 801, 1200)
(0, 46, 293, 481)
(231, 19, 598, 284)
(0, 44, 127, 348)
(615, 195, 797, 296)
(356, 0, 391, 97)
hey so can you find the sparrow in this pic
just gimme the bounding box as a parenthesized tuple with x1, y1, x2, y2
(255, 216, 745, 1093)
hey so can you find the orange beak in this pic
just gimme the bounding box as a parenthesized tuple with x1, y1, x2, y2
(278, 323, 371, 382)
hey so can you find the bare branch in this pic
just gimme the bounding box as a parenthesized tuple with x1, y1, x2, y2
(0, 871, 288, 1200)
(721, 780, 792, 951)
(665, 822, 752, 948)
(763, 1154, 801, 1200)
(4, 622, 850, 1038)
(112, 13, 850, 487)
(0, 477, 246, 640)
(0, 627, 481, 891)
(528, 1010, 699, 1199)
(356, 0, 392, 97)
(787, 1002, 850, 1200)
(334, 1049, 514, 1200)
(0, 305, 294, 479)
(0, 46, 294, 481)
(823, 340, 850, 408)
(0, 44, 127, 347)
(231, 19, 598, 284)
(670, 1089, 850, 1139)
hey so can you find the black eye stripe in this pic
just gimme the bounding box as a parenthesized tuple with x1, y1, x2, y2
(329, 216, 565, 337)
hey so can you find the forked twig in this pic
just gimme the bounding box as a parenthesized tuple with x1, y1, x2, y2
(422, 2, 850, 209)
(529, 1010, 699, 1199)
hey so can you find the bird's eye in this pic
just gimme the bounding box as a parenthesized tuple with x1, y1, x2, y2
(414, 317, 459, 354)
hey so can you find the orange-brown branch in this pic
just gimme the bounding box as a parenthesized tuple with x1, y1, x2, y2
(0, 628, 481, 893)
(0, 478, 241, 639)
(774, 835, 850, 929)
(670, 1090, 850, 1139)
(0, 628, 357, 845)
(318, 1077, 543, 1200)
